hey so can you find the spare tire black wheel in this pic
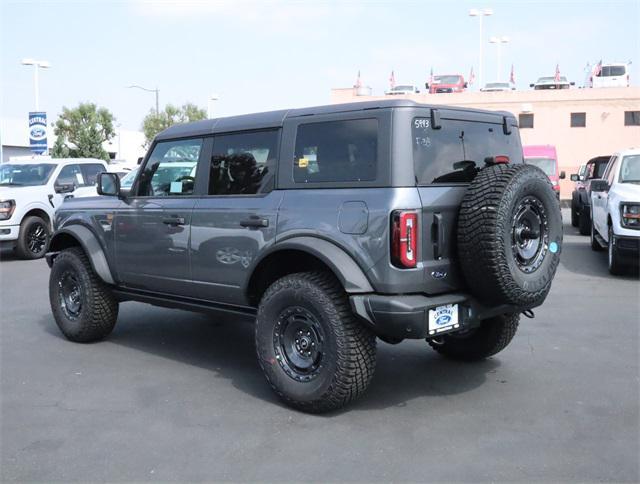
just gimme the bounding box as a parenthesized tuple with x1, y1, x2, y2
(457, 163, 562, 308)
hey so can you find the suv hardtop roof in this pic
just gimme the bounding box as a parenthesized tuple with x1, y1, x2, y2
(156, 99, 516, 141)
(4, 157, 106, 165)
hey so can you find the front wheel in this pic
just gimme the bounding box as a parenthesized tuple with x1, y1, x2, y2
(608, 226, 625, 275)
(49, 247, 119, 342)
(16, 215, 50, 259)
(426, 313, 520, 361)
(255, 272, 376, 413)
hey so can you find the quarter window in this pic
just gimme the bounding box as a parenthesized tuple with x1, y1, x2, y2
(294, 119, 378, 183)
(137, 138, 202, 196)
(208, 130, 279, 195)
(519, 113, 534, 129)
(570, 112, 586, 128)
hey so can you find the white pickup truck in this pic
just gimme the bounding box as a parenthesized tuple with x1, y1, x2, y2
(0, 158, 107, 259)
(590, 148, 640, 275)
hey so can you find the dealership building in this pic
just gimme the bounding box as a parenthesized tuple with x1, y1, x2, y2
(331, 86, 640, 200)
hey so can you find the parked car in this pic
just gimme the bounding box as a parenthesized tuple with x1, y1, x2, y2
(46, 99, 562, 412)
(530, 76, 575, 90)
(480, 82, 515, 92)
(590, 148, 640, 274)
(570, 155, 611, 234)
(590, 63, 630, 88)
(385, 85, 420, 95)
(0, 158, 107, 259)
(523, 145, 565, 198)
(426, 74, 467, 93)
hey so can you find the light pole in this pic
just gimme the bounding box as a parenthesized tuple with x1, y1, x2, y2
(489, 36, 510, 81)
(21, 58, 51, 111)
(469, 8, 492, 90)
(127, 85, 159, 115)
(207, 95, 219, 119)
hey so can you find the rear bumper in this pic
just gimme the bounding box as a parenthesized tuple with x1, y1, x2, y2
(350, 293, 521, 340)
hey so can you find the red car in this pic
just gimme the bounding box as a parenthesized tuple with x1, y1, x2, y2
(426, 74, 467, 94)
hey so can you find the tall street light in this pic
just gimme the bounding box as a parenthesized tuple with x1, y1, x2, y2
(127, 85, 159, 115)
(489, 36, 510, 81)
(21, 58, 51, 111)
(207, 94, 219, 119)
(469, 8, 493, 90)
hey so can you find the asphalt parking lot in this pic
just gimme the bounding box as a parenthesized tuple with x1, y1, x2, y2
(1, 211, 638, 482)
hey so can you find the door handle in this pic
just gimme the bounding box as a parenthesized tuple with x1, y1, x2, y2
(240, 216, 269, 228)
(163, 216, 185, 226)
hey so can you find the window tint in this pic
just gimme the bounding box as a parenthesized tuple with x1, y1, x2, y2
(600, 66, 625, 76)
(413, 118, 523, 184)
(294, 119, 377, 183)
(624, 111, 640, 126)
(137, 138, 202, 196)
(519, 113, 534, 129)
(570, 112, 586, 127)
(81, 164, 105, 186)
(56, 164, 84, 187)
(209, 130, 279, 195)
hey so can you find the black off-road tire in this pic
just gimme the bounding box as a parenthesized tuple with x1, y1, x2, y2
(255, 272, 376, 413)
(570, 205, 579, 227)
(578, 208, 591, 235)
(16, 215, 51, 259)
(49, 247, 118, 342)
(607, 226, 625, 276)
(427, 313, 520, 361)
(591, 221, 604, 251)
(457, 164, 562, 308)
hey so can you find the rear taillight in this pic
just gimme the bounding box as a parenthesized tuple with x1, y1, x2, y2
(391, 210, 418, 268)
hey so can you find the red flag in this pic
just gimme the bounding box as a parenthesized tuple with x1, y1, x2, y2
(554, 64, 561, 83)
(593, 59, 602, 77)
(355, 70, 362, 89)
(469, 66, 475, 86)
(510, 64, 515, 84)
(389, 70, 395, 89)
(429, 67, 434, 85)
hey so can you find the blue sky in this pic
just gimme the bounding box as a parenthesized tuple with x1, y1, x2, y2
(2, 0, 639, 131)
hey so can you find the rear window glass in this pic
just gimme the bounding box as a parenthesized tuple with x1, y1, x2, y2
(599, 66, 626, 77)
(294, 119, 378, 183)
(413, 117, 523, 184)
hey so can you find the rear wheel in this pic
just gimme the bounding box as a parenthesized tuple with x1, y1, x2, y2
(427, 313, 520, 361)
(255, 272, 376, 413)
(591, 221, 604, 251)
(16, 216, 50, 259)
(49, 247, 119, 342)
(578, 208, 591, 235)
(570, 205, 579, 227)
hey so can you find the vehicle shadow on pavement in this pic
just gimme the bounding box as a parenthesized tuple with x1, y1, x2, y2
(0, 248, 19, 261)
(39, 305, 500, 412)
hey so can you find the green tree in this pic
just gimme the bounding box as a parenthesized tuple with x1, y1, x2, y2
(142, 103, 207, 146)
(51, 102, 115, 161)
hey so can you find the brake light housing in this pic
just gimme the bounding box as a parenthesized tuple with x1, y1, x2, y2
(391, 210, 418, 268)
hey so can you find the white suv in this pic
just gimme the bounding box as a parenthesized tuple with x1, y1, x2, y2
(590, 148, 640, 274)
(0, 158, 107, 259)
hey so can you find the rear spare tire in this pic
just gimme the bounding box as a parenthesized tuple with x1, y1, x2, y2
(457, 163, 562, 308)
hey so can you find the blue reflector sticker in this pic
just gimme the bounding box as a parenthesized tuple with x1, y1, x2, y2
(549, 241, 558, 253)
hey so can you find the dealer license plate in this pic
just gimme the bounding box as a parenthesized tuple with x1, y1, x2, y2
(428, 304, 459, 335)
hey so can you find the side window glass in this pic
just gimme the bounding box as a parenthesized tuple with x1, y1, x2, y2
(56, 164, 84, 187)
(606, 158, 619, 184)
(81, 164, 105, 186)
(137, 138, 203, 196)
(208, 130, 279, 195)
(294, 119, 378, 183)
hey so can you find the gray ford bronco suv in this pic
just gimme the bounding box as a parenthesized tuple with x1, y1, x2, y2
(47, 100, 562, 412)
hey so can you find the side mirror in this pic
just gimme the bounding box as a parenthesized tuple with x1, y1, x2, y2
(97, 172, 121, 197)
(529, 83, 535, 87)
(590, 179, 609, 192)
(570, 81, 576, 86)
(54, 183, 75, 194)
(570, 174, 579, 182)
(464, 82, 468, 88)
(559, 171, 566, 180)
(425, 82, 430, 90)
(416, 89, 420, 94)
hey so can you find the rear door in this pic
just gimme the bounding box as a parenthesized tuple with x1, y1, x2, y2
(412, 111, 523, 294)
(190, 129, 282, 306)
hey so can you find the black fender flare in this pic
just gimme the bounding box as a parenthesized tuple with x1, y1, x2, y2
(47, 225, 115, 285)
(246, 236, 374, 294)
